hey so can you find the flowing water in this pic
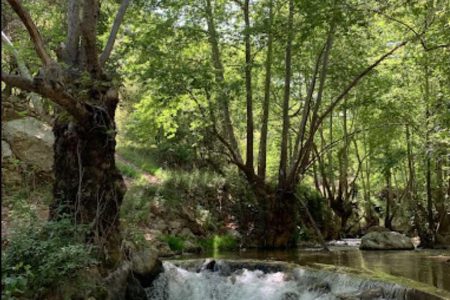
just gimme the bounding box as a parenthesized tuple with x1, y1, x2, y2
(183, 245, 450, 291)
(145, 259, 442, 300)
(145, 242, 450, 299)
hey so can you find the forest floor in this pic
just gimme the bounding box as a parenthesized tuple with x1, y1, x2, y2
(115, 154, 160, 186)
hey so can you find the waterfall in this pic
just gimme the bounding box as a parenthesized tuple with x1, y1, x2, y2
(145, 259, 425, 300)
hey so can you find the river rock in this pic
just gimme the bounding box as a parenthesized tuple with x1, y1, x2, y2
(367, 225, 390, 233)
(360, 231, 414, 250)
(157, 242, 175, 257)
(2, 117, 54, 172)
(183, 240, 202, 253)
(104, 246, 163, 300)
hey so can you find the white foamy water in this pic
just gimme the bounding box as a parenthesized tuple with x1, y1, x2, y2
(145, 261, 409, 300)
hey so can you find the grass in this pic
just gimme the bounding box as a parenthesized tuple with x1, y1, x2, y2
(116, 145, 160, 175)
(161, 235, 185, 251)
(116, 160, 139, 178)
(199, 234, 238, 252)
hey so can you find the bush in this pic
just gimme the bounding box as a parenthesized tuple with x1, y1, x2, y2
(2, 217, 97, 299)
(161, 235, 185, 251)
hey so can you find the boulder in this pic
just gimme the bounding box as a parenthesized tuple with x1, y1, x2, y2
(104, 246, 163, 300)
(1, 140, 13, 159)
(2, 117, 54, 172)
(157, 242, 175, 257)
(366, 226, 390, 233)
(360, 231, 414, 250)
(130, 248, 163, 287)
(183, 240, 202, 254)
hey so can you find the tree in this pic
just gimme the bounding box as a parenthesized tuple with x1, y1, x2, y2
(110, 0, 449, 248)
(2, 0, 131, 259)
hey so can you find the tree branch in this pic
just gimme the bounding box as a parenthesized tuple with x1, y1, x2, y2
(313, 40, 408, 133)
(65, 0, 81, 65)
(6, 0, 53, 65)
(99, 0, 131, 67)
(1, 72, 88, 122)
(81, 0, 101, 75)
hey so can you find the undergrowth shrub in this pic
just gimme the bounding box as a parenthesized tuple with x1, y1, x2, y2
(161, 235, 185, 251)
(2, 217, 97, 299)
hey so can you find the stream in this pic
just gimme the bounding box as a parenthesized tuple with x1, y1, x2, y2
(201, 247, 450, 291)
(147, 241, 450, 299)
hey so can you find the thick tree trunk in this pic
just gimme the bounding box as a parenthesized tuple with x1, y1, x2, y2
(49, 85, 126, 258)
(263, 190, 298, 248)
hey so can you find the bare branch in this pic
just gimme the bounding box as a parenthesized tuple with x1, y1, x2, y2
(6, 0, 53, 65)
(1, 72, 88, 122)
(99, 0, 131, 67)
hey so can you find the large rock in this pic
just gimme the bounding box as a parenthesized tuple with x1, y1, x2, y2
(104, 246, 163, 300)
(1, 140, 13, 159)
(360, 231, 414, 250)
(2, 117, 54, 172)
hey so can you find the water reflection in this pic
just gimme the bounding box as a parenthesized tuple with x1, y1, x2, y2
(181, 248, 450, 292)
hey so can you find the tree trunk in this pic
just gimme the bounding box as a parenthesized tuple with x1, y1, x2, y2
(278, 0, 294, 189)
(385, 167, 393, 230)
(424, 66, 434, 233)
(50, 85, 126, 259)
(263, 190, 298, 248)
(205, 0, 242, 162)
(243, 0, 254, 171)
(257, 0, 273, 180)
(3, 0, 131, 263)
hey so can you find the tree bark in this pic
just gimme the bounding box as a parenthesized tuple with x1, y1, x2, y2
(424, 66, 434, 233)
(385, 167, 393, 230)
(65, 0, 81, 65)
(205, 0, 242, 163)
(257, 0, 273, 180)
(243, 0, 254, 171)
(50, 86, 126, 255)
(278, 0, 294, 190)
